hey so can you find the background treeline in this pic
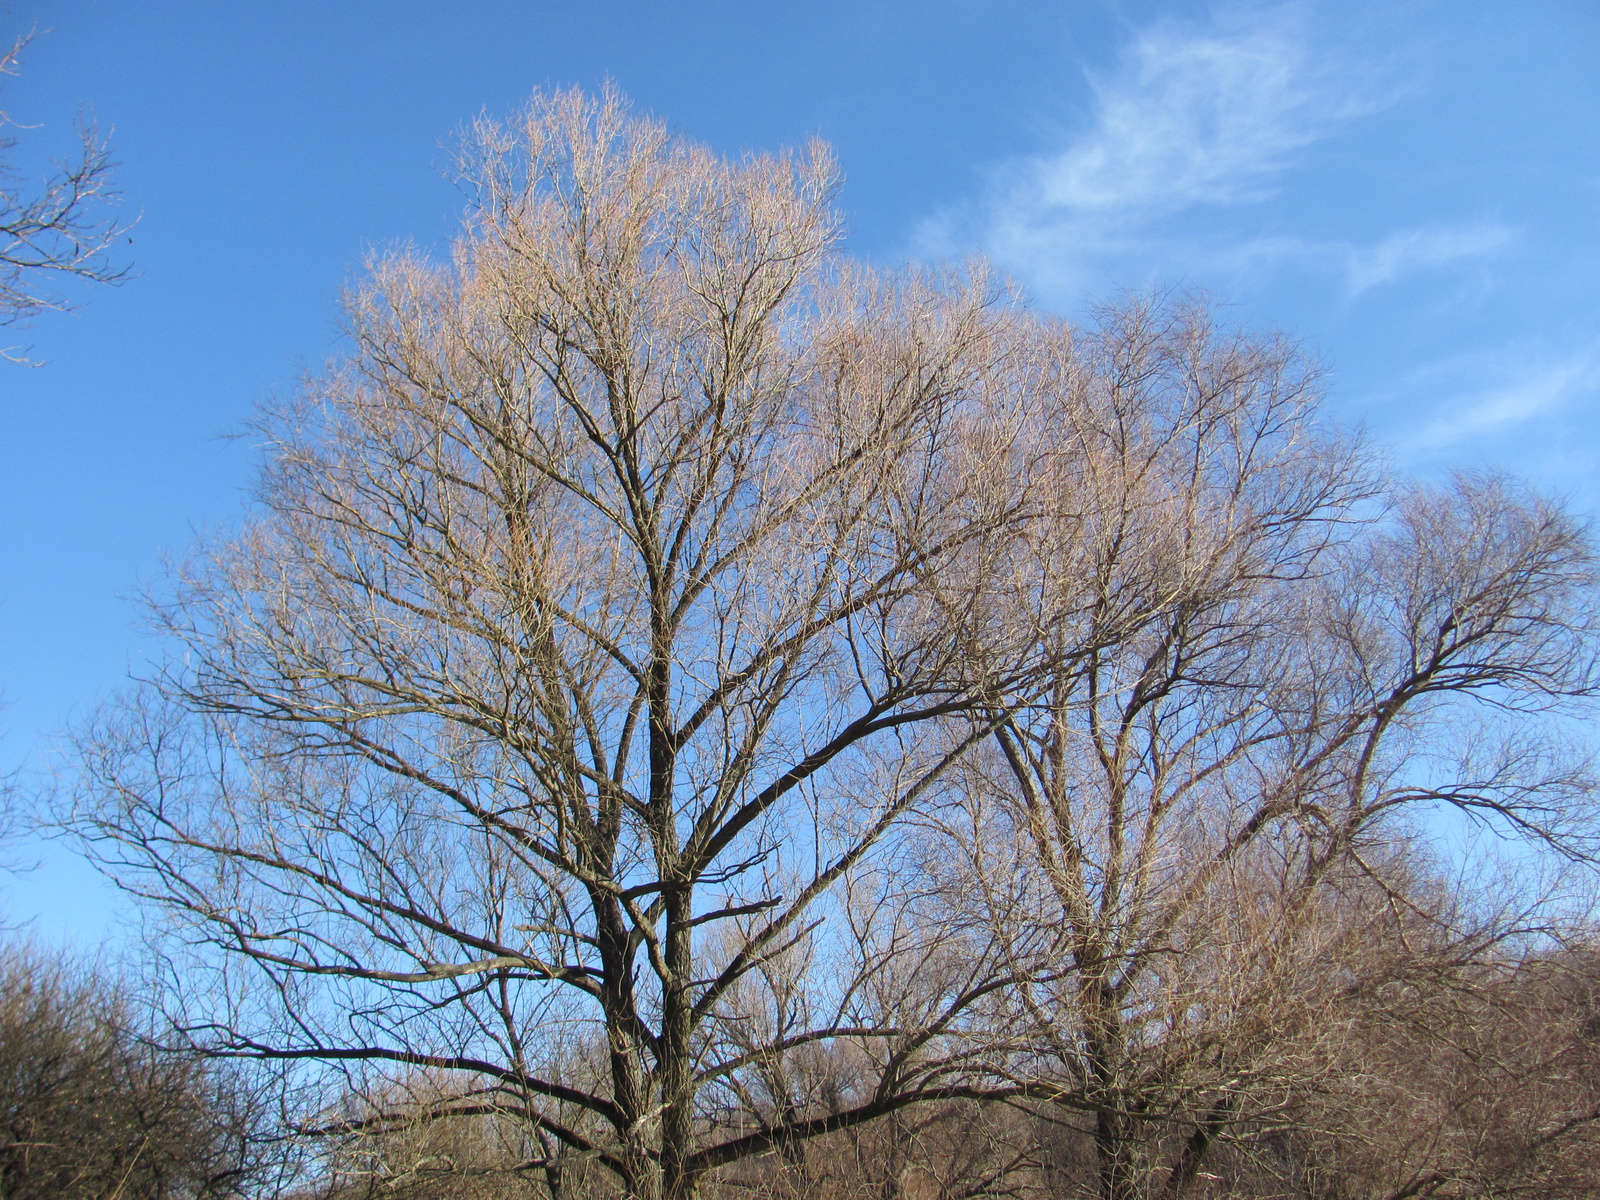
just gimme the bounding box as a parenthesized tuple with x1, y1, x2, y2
(306, 939, 1600, 1200)
(17, 88, 1600, 1199)
(6, 930, 1599, 1198)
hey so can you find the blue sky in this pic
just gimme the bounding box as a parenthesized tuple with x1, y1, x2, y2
(2, 0, 1598, 940)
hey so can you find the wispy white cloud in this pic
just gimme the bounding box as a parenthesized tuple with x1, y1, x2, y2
(1344, 223, 1513, 294)
(914, 4, 1411, 296)
(1407, 347, 1600, 451)
(1213, 221, 1514, 292)
(1025, 10, 1357, 214)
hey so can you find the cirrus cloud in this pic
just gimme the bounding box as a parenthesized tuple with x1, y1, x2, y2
(913, 4, 1432, 298)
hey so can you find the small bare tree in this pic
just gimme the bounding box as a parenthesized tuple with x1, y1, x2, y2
(67, 88, 1118, 1200)
(947, 299, 1600, 1200)
(1, 27, 127, 354)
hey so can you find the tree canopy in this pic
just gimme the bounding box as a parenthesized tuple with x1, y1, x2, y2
(63, 88, 1600, 1200)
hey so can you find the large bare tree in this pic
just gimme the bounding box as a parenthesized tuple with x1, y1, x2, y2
(67, 88, 1113, 1200)
(62, 89, 1600, 1200)
(947, 299, 1600, 1200)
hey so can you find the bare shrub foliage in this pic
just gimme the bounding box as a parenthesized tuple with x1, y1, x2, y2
(0, 948, 269, 1199)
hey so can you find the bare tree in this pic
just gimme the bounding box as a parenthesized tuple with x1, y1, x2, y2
(1, 27, 127, 354)
(59, 87, 1600, 1200)
(946, 298, 1600, 1199)
(65, 88, 1116, 1200)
